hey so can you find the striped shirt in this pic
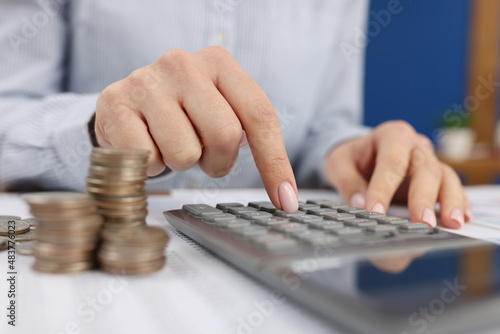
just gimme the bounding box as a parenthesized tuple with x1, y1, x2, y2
(0, 0, 370, 192)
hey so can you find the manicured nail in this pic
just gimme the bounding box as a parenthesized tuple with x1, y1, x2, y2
(278, 181, 298, 213)
(422, 208, 437, 227)
(350, 192, 366, 208)
(449, 208, 464, 229)
(371, 202, 386, 214)
(464, 207, 473, 222)
(239, 130, 248, 148)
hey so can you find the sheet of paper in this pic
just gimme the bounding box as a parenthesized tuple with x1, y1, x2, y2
(0, 189, 338, 334)
(1, 187, 500, 334)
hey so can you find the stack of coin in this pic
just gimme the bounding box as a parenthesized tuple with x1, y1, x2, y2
(86, 148, 150, 231)
(98, 226, 169, 275)
(24, 192, 102, 273)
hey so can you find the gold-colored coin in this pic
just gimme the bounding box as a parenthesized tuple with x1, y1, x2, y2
(91, 147, 150, 157)
(100, 257, 165, 276)
(101, 226, 169, 246)
(34, 242, 97, 255)
(24, 191, 93, 207)
(33, 260, 94, 274)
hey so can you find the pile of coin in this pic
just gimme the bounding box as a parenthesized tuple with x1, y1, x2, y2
(98, 226, 169, 275)
(24, 192, 102, 273)
(86, 148, 150, 231)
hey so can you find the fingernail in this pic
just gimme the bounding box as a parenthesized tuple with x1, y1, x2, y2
(465, 207, 473, 222)
(239, 130, 248, 148)
(371, 202, 386, 214)
(449, 208, 464, 229)
(422, 208, 437, 227)
(349, 192, 366, 208)
(278, 181, 298, 213)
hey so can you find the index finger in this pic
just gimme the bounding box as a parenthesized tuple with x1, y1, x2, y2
(198, 48, 298, 212)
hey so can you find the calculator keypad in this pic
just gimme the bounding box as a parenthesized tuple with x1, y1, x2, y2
(182, 200, 442, 252)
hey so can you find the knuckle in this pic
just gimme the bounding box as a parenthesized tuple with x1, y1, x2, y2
(203, 45, 233, 62)
(97, 83, 124, 112)
(157, 49, 193, 71)
(167, 146, 202, 168)
(385, 120, 416, 137)
(212, 122, 242, 154)
(252, 99, 280, 128)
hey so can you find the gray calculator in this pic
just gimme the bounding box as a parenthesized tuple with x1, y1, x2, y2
(164, 200, 500, 334)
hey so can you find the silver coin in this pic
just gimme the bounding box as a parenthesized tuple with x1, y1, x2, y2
(0, 220, 30, 236)
(22, 218, 39, 226)
(13, 229, 37, 242)
(0, 215, 21, 220)
(16, 241, 35, 255)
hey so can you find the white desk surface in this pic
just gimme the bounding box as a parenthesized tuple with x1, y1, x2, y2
(1, 187, 500, 334)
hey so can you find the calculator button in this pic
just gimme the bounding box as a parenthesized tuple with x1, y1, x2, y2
(298, 203, 320, 211)
(306, 200, 347, 209)
(248, 201, 273, 209)
(240, 211, 273, 220)
(301, 235, 339, 246)
(337, 207, 367, 214)
(343, 219, 378, 228)
(321, 202, 349, 209)
(229, 225, 268, 237)
(308, 221, 344, 230)
(182, 204, 222, 217)
(307, 208, 338, 216)
(355, 211, 386, 219)
(214, 219, 251, 228)
(259, 204, 278, 213)
(253, 217, 290, 226)
(367, 225, 398, 233)
(329, 227, 364, 237)
(323, 213, 356, 221)
(271, 223, 308, 234)
(399, 222, 432, 231)
(375, 216, 409, 225)
(202, 213, 237, 223)
(274, 210, 306, 218)
(291, 215, 324, 224)
(289, 230, 328, 239)
(227, 206, 258, 215)
(216, 203, 244, 212)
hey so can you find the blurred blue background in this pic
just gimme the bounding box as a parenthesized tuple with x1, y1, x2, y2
(364, 0, 471, 141)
